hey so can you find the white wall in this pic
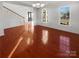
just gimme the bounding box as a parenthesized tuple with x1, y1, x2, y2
(37, 3, 79, 34)
(0, 2, 37, 36)
(0, 3, 4, 36)
(2, 2, 37, 28)
(1, 2, 79, 36)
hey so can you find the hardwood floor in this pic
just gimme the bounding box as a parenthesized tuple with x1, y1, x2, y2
(0, 24, 79, 58)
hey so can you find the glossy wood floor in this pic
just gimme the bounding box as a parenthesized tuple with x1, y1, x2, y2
(0, 24, 79, 58)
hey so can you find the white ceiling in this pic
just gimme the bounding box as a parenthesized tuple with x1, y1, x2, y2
(2, 1, 79, 8)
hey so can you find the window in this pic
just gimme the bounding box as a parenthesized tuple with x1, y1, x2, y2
(59, 6, 70, 25)
(41, 8, 48, 23)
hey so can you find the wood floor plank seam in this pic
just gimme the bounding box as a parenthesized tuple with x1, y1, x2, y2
(0, 25, 79, 58)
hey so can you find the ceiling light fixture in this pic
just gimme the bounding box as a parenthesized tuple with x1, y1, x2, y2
(32, 3, 45, 8)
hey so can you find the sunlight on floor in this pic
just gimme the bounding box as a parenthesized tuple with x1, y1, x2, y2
(8, 37, 23, 58)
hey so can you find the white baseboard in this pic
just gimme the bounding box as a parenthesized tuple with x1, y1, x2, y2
(0, 29, 4, 37)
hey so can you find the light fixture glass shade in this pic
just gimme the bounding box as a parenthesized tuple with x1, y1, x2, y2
(32, 4, 36, 7)
(41, 4, 45, 7)
(32, 3, 45, 8)
(36, 3, 40, 6)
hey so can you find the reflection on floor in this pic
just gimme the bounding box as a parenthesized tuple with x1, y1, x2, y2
(59, 35, 70, 57)
(0, 25, 79, 58)
(42, 30, 48, 45)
